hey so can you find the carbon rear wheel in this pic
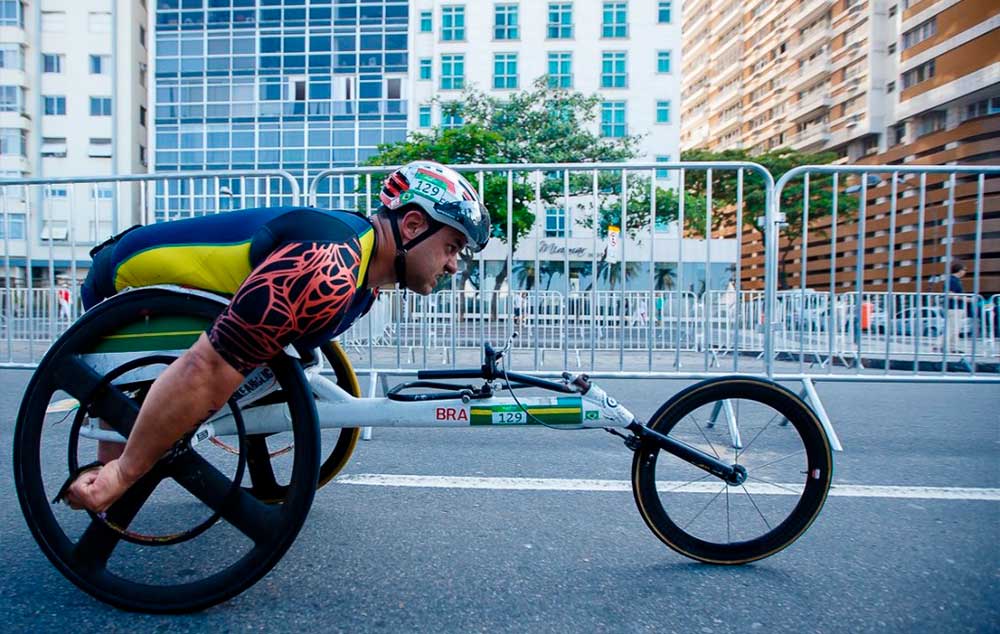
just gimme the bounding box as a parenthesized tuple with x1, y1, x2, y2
(13, 288, 321, 613)
(631, 376, 832, 564)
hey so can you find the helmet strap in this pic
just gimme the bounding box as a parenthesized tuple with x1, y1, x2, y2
(387, 211, 443, 290)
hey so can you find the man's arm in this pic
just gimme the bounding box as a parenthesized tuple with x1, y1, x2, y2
(65, 333, 244, 512)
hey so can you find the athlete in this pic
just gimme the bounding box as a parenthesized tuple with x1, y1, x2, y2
(62, 160, 491, 513)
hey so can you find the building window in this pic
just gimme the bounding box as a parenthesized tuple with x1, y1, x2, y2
(139, 144, 147, 166)
(139, 105, 147, 127)
(442, 103, 463, 129)
(442, 6, 465, 41)
(420, 10, 432, 32)
(419, 58, 432, 80)
(88, 11, 111, 32)
(963, 97, 1000, 121)
(658, 1, 672, 23)
(43, 95, 66, 115)
(0, 214, 25, 239)
(886, 81, 895, 93)
(90, 97, 112, 116)
(88, 137, 112, 158)
(441, 54, 465, 90)
(139, 63, 147, 87)
(493, 53, 518, 89)
(0, 85, 21, 112)
(917, 110, 946, 137)
(657, 50, 671, 73)
(44, 186, 68, 198)
(656, 100, 671, 124)
(602, 1, 627, 38)
(139, 25, 146, 47)
(601, 52, 627, 88)
(545, 207, 566, 237)
(42, 54, 63, 73)
(600, 101, 626, 138)
(901, 59, 934, 89)
(0, 0, 24, 27)
(0, 128, 27, 157)
(0, 44, 23, 70)
(547, 52, 572, 88)
(547, 3, 572, 39)
(41, 10, 65, 31)
(655, 155, 671, 179)
(902, 17, 936, 50)
(892, 123, 906, 146)
(495, 4, 518, 40)
(89, 54, 110, 75)
(419, 104, 432, 128)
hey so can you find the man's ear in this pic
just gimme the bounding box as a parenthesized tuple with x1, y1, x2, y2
(399, 209, 429, 242)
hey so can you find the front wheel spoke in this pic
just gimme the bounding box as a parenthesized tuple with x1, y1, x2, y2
(739, 484, 773, 531)
(167, 451, 281, 545)
(684, 412, 723, 460)
(745, 449, 806, 473)
(72, 468, 164, 570)
(681, 484, 727, 532)
(745, 474, 803, 495)
(737, 410, 784, 457)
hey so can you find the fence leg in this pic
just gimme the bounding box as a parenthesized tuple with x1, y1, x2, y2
(799, 377, 842, 452)
(361, 371, 380, 441)
(723, 398, 742, 450)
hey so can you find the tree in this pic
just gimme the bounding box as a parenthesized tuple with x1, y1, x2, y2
(679, 147, 859, 288)
(365, 78, 641, 306)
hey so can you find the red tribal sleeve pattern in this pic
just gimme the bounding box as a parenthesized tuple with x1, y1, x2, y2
(207, 239, 361, 374)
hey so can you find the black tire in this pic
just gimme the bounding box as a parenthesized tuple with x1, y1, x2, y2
(13, 288, 321, 613)
(631, 376, 832, 564)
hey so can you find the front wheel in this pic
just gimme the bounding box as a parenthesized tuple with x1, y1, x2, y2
(631, 376, 832, 564)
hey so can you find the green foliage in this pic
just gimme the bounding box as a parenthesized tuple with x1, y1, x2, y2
(681, 147, 861, 288)
(679, 147, 857, 240)
(365, 78, 640, 253)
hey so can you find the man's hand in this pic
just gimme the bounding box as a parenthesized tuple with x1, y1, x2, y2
(64, 459, 135, 513)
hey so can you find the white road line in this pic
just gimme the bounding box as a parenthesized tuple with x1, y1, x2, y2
(333, 474, 1000, 501)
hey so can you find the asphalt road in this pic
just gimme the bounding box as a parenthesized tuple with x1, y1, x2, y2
(0, 369, 997, 633)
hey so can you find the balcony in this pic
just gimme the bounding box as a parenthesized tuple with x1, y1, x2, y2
(788, 92, 832, 121)
(786, 52, 831, 92)
(714, 114, 742, 137)
(714, 2, 742, 35)
(791, 124, 831, 150)
(788, 0, 834, 30)
(788, 24, 830, 59)
(711, 88, 742, 113)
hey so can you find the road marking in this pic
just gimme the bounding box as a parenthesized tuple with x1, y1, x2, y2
(333, 474, 1000, 501)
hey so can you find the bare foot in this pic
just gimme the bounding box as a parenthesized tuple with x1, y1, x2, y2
(64, 459, 134, 513)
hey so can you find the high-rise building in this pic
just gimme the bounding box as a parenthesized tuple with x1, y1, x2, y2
(0, 0, 148, 285)
(410, 0, 681, 165)
(706, 1, 1000, 294)
(151, 0, 409, 217)
(682, 0, 999, 161)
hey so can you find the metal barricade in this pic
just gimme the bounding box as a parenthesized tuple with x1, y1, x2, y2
(0, 170, 300, 366)
(770, 165, 1000, 381)
(308, 161, 770, 375)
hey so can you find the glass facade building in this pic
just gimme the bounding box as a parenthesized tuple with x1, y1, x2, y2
(153, 0, 408, 217)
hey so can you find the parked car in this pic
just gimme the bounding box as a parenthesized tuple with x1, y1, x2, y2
(871, 307, 971, 337)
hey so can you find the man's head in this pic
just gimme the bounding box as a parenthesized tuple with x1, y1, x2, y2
(378, 205, 468, 294)
(377, 161, 491, 294)
(951, 259, 967, 277)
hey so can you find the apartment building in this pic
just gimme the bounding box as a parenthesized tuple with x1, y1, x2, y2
(717, 1, 1000, 295)
(0, 0, 149, 285)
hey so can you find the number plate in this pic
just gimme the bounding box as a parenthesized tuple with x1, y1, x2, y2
(492, 410, 528, 425)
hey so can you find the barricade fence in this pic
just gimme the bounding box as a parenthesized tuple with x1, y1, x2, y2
(0, 162, 998, 385)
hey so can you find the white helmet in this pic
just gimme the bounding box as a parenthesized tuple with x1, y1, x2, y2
(379, 160, 491, 252)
